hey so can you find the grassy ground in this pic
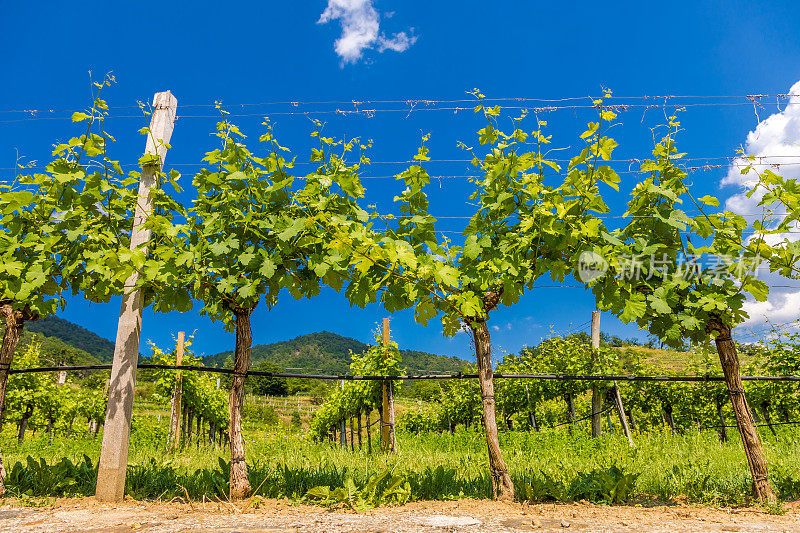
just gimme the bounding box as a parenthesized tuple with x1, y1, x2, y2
(3, 402, 800, 506)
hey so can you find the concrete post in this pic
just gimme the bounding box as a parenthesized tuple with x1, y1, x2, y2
(95, 91, 178, 502)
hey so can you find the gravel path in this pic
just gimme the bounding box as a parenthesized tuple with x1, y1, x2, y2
(1, 498, 799, 532)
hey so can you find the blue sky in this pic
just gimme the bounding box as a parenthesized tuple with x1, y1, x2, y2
(2, 1, 800, 364)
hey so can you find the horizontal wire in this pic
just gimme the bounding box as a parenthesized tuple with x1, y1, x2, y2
(0, 93, 796, 114)
(3, 99, 800, 123)
(3, 155, 800, 172)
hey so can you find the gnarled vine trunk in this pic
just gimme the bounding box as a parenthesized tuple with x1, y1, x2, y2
(707, 317, 775, 503)
(663, 401, 676, 434)
(565, 393, 576, 433)
(470, 321, 514, 501)
(0, 302, 37, 495)
(229, 307, 253, 499)
(524, 385, 538, 432)
(627, 408, 637, 430)
(18, 404, 33, 442)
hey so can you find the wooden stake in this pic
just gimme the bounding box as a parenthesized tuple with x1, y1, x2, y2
(366, 409, 372, 454)
(590, 311, 603, 437)
(357, 411, 362, 450)
(181, 402, 188, 446)
(168, 332, 184, 451)
(613, 383, 634, 447)
(381, 317, 395, 453)
(95, 91, 177, 502)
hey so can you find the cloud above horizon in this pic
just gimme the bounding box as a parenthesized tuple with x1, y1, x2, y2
(317, 0, 416, 64)
(721, 80, 800, 327)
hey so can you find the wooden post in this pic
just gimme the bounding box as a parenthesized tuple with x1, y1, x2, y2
(168, 332, 184, 451)
(95, 90, 177, 502)
(613, 384, 634, 447)
(381, 318, 396, 453)
(590, 311, 603, 437)
(366, 409, 372, 454)
(388, 381, 397, 452)
(181, 402, 188, 446)
(357, 411, 362, 450)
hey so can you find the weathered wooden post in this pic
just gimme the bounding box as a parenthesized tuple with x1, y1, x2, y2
(357, 411, 362, 450)
(381, 318, 396, 453)
(339, 377, 347, 449)
(590, 311, 603, 437)
(366, 409, 372, 454)
(95, 91, 177, 502)
(168, 332, 184, 451)
(613, 383, 634, 447)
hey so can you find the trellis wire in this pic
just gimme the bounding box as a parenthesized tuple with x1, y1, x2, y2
(10, 363, 800, 382)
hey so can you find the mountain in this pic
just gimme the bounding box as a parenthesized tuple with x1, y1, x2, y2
(203, 331, 468, 374)
(0, 321, 103, 368)
(25, 316, 116, 363)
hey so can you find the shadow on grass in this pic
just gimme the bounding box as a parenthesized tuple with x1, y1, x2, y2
(5, 455, 800, 506)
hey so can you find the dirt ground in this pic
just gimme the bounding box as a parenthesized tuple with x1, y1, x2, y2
(1, 498, 799, 532)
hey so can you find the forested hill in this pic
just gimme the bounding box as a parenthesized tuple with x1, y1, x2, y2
(25, 316, 115, 363)
(0, 324, 102, 367)
(203, 331, 468, 374)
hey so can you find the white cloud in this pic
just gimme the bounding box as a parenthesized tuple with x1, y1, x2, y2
(317, 0, 416, 64)
(377, 31, 414, 53)
(742, 287, 800, 326)
(723, 80, 800, 227)
(722, 80, 800, 326)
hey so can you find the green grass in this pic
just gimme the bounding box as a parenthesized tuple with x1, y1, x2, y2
(3, 408, 800, 506)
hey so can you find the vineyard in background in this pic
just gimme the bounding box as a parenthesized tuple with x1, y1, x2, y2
(1, 320, 800, 505)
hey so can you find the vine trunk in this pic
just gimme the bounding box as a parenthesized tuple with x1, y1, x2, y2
(470, 321, 514, 501)
(229, 308, 253, 499)
(708, 317, 775, 503)
(0, 302, 36, 495)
